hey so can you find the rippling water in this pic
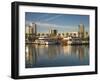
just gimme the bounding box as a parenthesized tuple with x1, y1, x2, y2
(25, 44, 89, 68)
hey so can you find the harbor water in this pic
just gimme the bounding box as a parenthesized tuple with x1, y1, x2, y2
(25, 44, 89, 68)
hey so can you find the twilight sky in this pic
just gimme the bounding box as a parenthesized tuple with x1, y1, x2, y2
(25, 12, 89, 33)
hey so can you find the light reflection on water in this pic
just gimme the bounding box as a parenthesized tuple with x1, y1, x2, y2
(25, 44, 89, 68)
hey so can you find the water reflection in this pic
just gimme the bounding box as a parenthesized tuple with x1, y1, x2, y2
(25, 44, 89, 68)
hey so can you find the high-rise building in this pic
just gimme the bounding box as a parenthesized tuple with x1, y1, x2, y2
(31, 23, 37, 35)
(25, 23, 37, 42)
(78, 24, 85, 38)
(25, 23, 37, 35)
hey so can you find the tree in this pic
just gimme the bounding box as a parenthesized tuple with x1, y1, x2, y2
(66, 33, 69, 37)
(62, 33, 64, 37)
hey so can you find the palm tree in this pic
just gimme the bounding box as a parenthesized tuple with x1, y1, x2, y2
(62, 33, 64, 37)
(42, 33, 45, 36)
(66, 33, 69, 37)
(37, 33, 40, 36)
(73, 33, 76, 37)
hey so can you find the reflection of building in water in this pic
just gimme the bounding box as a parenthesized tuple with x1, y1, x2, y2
(63, 45, 85, 60)
(25, 44, 89, 68)
(73, 46, 85, 61)
(63, 45, 72, 55)
(35, 45, 61, 59)
(77, 46, 84, 61)
(25, 45, 37, 68)
(47, 45, 60, 59)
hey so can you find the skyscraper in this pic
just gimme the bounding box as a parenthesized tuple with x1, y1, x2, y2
(78, 24, 85, 39)
(25, 23, 37, 35)
(25, 23, 37, 42)
(31, 23, 37, 35)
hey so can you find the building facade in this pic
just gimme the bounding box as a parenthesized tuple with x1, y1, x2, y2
(78, 24, 85, 39)
(25, 23, 37, 42)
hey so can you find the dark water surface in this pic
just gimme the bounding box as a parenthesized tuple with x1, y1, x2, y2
(25, 44, 89, 68)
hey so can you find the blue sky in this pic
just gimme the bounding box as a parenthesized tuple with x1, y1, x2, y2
(25, 12, 89, 33)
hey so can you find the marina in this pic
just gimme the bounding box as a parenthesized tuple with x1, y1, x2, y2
(25, 23, 89, 45)
(25, 13, 90, 68)
(25, 23, 89, 68)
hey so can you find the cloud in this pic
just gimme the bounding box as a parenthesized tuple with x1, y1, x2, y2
(25, 20, 80, 33)
(35, 14, 49, 21)
(43, 15, 62, 22)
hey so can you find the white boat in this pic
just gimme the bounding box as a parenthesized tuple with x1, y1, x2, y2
(63, 37, 82, 45)
(34, 37, 60, 45)
(45, 40, 58, 45)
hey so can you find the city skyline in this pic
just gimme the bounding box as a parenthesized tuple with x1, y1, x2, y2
(25, 12, 89, 33)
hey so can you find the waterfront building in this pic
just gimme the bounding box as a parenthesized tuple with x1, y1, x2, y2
(84, 32, 89, 38)
(63, 36, 82, 45)
(25, 22, 89, 45)
(59, 32, 79, 38)
(66, 32, 79, 37)
(25, 23, 37, 35)
(78, 24, 85, 39)
(25, 23, 37, 42)
(50, 29, 57, 36)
